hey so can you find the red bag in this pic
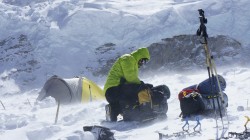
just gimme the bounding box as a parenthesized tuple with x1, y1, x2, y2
(178, 88, 205, 117)
(178, 89, 199, 100)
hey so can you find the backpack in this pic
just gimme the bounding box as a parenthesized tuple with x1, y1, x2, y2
(122, 85, 170, 122)
(178, 88, 205, 117)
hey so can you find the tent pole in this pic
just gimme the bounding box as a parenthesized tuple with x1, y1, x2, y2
(55, 100, 60, 124)
(89, 85, 92, 102)
(27, 98, 32, 107)
(0, 100, 6, 110)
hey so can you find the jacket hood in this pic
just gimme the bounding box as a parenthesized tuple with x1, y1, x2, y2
(131, 48, 150, 62)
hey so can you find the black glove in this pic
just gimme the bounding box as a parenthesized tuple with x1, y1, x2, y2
(151, 90, 164, 103)
(140, 81, 153, 90)
(140, 81, 145, 85)
(145, 83, 153, 89)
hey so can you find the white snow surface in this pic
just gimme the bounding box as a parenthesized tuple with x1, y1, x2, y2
(1, 0, 250, 140)
(1, 67, 250, 140)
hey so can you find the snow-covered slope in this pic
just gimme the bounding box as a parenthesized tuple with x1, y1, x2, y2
(1, 68, 250, 140)
(1, 0, 250, 139)
(0, 34, 40, 88)
(1, 0, 250, 89)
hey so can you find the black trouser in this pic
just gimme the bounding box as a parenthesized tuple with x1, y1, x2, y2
(105, 84, 171, 121)
(105, 84, 142, 121)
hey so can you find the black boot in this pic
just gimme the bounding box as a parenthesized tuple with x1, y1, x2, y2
(105, 104, 120, 122)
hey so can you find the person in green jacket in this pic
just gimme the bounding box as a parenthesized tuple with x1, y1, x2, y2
(104, 47, 152, 121)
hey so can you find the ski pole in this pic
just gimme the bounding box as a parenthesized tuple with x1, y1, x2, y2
(210, 57, 229, 127)
(211, 57, 229, 127)
(206, 54, 219, 129)
(211, 74, 224, 128)
(196, 9, 218, 127)
(210, 57, 225, 103)
(196, 10, 226, 139)
(208, 57, 224, 126)
(196, 9, 225, 128)
(203, 33, 223, 127)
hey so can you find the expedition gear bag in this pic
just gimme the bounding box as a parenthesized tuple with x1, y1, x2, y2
(197, 75, 226, 95)
(178, 83, 228, 118)
(178, 89, 205, 117)
(121, 85, 170, 122)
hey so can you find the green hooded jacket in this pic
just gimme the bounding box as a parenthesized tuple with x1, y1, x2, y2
(104, 48, 150, 92)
